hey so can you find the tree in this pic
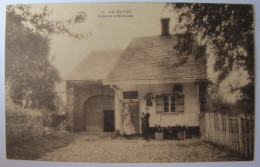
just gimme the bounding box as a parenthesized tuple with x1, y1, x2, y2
(168, 3, 254, 107)
(5, 5, 85, 111)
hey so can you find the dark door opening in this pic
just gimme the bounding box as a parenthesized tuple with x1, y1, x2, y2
(104, 110, 115, 132)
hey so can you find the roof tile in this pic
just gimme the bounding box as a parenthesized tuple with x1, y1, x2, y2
(106, 35, 207, 82)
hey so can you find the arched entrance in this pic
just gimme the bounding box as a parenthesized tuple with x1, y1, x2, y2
(84, 95, 115, 132)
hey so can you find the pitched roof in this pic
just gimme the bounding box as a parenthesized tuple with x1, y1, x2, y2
(67, 50, 122, 80)
(104, 35, 207, 85)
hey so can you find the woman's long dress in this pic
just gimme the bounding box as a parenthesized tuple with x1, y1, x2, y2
(123, 111, 136, 135)
(141, 113, 150, 137)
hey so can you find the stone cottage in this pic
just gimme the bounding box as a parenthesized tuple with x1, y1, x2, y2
(66, 50, 122, 131)
(103, 18, 207, 136)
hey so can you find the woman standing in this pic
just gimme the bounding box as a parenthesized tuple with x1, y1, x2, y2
(123, 104, 136, 138)
(141, 108, 150, 140)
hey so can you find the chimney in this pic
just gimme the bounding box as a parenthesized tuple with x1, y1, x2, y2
(160, 18, 170, 36)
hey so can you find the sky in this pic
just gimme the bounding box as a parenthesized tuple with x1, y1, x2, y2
(31, 3, 177, 79)
(29, 2, 249, 102)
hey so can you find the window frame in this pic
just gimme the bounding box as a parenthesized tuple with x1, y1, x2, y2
(163, 95, 176, 113)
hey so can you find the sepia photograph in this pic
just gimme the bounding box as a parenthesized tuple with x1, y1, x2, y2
(2, 0, 257, 165)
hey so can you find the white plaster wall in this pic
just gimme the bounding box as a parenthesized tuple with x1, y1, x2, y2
(114, 90, 121, 131)
(116, 83, 200, 128)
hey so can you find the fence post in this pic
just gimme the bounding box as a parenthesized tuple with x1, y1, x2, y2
(210, 113, 213, 142)
(214, 113, 217, 144)
(244, 114, 248, 159)
(233, 118, 236, 152)
(219, 114, 223, 146)
(251, 116, 255, 160)
(223, 116, 226, 147)
(213, 113, 216, 143)
(235, 118, 239, 152)
(226, 116, 230, 149)
(205, 113, 209, 141)
(248, 115, 252, 159)
(225, 116, 228, 148)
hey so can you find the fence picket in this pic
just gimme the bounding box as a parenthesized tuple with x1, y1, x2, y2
(223, 116, 226, 147)
(235, 118, 238, 152)
(248, 116, 252, 159)
(226, 117, 229, 148)
(238, 115, 243, 155)
(205, 113, 208, 141)
(231, 118, 234, 151)
(244, 115, 248, 159)
(221, 115, 224, 146)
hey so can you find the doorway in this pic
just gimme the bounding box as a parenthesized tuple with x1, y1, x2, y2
(104, 110, 115, 132)
(84, 95, 114, 132)
(124, 102, 140, 134)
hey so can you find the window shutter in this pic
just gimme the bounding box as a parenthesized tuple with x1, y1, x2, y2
(176, 94, 184, 112)
(155, 96, 164, 114)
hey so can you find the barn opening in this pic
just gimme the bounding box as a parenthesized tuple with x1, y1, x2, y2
(84, 95, 115, 132)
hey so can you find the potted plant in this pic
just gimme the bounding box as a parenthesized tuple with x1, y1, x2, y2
(154, 125, 164, 141)
(164, 126, 174, 139)
(176, 125, 187, 140)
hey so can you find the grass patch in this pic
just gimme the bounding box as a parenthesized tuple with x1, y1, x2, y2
(6, 131, 77, 160)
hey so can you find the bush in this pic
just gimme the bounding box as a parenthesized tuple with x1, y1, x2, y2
(5, 102, 44, 144)
(52, 113, 66, 127)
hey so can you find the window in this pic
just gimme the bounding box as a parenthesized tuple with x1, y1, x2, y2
(163, 95, 176, 112)
(155, 94, 184, 114)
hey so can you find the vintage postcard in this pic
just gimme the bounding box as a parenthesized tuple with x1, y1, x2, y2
(4, 1, 255, 164)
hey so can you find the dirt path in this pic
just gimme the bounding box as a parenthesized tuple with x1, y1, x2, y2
(39, 135, 242, 163)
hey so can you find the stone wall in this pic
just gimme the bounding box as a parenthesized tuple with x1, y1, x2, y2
(85, 96, 114, 132)
(66, 80, 115, 131)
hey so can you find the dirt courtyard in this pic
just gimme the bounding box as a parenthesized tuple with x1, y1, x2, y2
(38, 133, 243, 163)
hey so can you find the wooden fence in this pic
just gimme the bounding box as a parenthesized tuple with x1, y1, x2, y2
(205, 113, 254, 160)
